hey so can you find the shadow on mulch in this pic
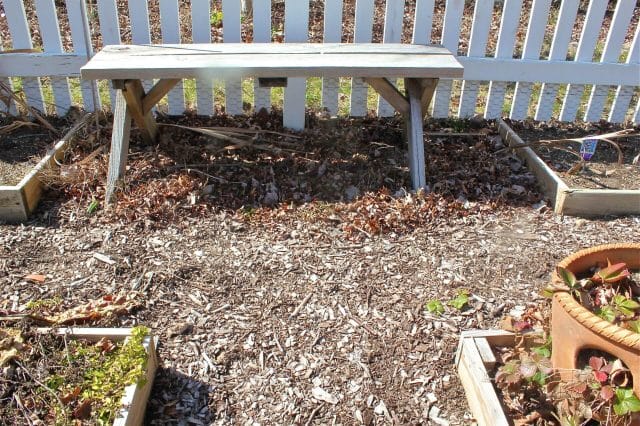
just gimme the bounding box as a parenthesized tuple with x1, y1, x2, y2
(29, 111, 541, 230)
(145, 366, 214, 424)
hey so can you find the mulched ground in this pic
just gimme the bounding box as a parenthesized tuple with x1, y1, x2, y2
(1, 112, 639, 425)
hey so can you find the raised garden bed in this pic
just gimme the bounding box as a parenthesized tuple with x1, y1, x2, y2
(0, 115, 90, 222)
(455, 329, 514, 426)
(497, 119, 640, 217)
(0, 326, 157, 425)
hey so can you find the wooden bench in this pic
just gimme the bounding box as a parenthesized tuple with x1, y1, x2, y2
(80, 43, 464, 202)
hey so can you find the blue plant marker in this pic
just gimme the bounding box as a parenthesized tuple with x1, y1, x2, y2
(580, 139, 598, 161)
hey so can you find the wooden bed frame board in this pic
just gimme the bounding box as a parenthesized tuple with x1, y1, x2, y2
(0, 115, 90, 222)
(497, 119, 640, 217)
(38, 327, 157, 426)
(455, 329, 515, 426)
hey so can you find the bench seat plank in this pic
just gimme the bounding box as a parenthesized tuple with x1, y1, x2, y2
(81, 43, 464, 80)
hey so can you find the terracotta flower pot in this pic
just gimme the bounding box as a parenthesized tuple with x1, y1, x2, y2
(550, 243, 640, 397)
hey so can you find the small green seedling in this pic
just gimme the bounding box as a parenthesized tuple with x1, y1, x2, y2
(425, 300, 444, 315)
(448, 290, 470, 310)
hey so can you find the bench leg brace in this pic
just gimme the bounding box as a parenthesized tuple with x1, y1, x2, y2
(106, 89, 132, 204)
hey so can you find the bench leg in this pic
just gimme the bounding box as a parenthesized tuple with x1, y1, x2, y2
(404, 78, 427, 189)
(106, 89, 132, 204)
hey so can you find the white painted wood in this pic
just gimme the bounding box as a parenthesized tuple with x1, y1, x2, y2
(222, 0, 244, 115)
(534, 0, 579, 121)
(350, 0, 375, 117)
(192, 0, 215, 115)
(35, 0, 72, 115)
(3, 0, 46, 113)
(485, 0, 524, 119)
(0, 54, 86, 77)
(97, 0, 121, 107)
(634, 99, 640, 125)
(405, 79, 426, 189)
(252, 0, 272, 111)
(509, 0, 552, 120)
(283, 0, 309, 130)
(609, 25, 640, 123)
(81, 44, 464, 80)
(159, 0, 185, 115)
(432, 0, 464, 118)
(411, 0, 435, 45)
(559, 0, 608, 122)
(457, 57, 638, 86)
(106, 90, 132, 203)
(584, 0, 636, 122)
(458, 0, 494, 118)
(322, 0, 343, 116)
(0, 32, 17, 115)
(128, 0, 154, 100)
(66, 0, 99, 112)
(378, 0, 405, 117)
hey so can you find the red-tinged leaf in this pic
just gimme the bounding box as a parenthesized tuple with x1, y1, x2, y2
(593, 370, 608, 383)
(601, 385, 615, 401)
(594, 262, 630, 284)
(514, 320, 532, 332)
(589, 356, 604, 372)
(519, 359, 537, 378)
(567, 382, 588, 394)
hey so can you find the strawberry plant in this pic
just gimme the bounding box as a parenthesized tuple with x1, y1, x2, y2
(546, 260, 640, 332)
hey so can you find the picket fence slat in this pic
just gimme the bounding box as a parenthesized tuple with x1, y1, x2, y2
(484, 0, 523, 119)
(4, 0, 46, 114)
(609, 26, 640, 123)
(559, 0, 608, 122)
(350, 0, 375, 117)
(584, 0, 636, 122)
(0, 30, 18, 115)
(223, 0, 244, 116)
(509, 0, 552, 120)
(283, 0, 310, 130)
(322, 0, 343, 116)
(192, 0, 214, 115)
(432, 0, 464, 118)
(35, 0, 72, 115)
(158, 0, 184, 115)
(376, 0, 404, 117)
(457, 0, 494, 118)
(534, 0, 580, 121)
(634, 100, 640, 124)
(252, 0, 272, 112)
(66, 0, 99, 111)
(128, 0, 154, 99)
(97, 0, 121, 106)
(412, 0, 435, 46)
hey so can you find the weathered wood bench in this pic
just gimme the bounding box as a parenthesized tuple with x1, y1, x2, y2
(80, 43, 463, 202)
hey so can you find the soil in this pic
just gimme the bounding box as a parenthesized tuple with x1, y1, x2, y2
(0, 116, 75, 186)
(0, 113, 639, 425)
(509, 120, 640, 190)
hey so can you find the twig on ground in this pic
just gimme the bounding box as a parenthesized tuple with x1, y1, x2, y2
(290, 293, 313, 318)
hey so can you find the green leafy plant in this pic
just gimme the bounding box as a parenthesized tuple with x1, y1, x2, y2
(425, 300, 444, 315)
(613, 388, 640, 416)
(210, 9, 224, 27)
(547, 260, 639, 331)
(448, 290, 470, 310)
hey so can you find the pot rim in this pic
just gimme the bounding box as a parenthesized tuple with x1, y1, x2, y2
(552, 243, 640, 350)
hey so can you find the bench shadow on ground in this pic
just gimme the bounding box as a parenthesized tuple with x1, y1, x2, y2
(36, 112, 541, 227)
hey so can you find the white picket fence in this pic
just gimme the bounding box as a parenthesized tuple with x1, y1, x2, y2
(0, 0, 639, 129)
